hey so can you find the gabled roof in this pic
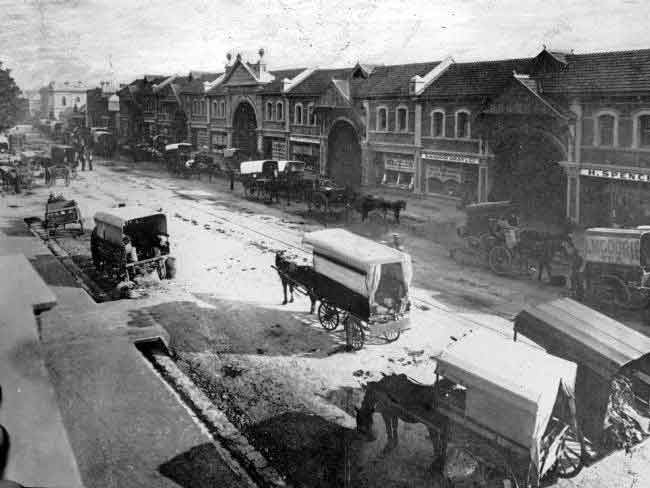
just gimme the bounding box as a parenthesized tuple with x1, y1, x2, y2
(351, 61, 441, 98)
(178, 77, 215, 95)
(418, 58, 532, 98)
(535, 48, 650, 94)
(287, 68, 353, 95)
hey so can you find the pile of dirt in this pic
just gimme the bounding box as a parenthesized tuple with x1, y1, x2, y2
(602, 375, 650, 452)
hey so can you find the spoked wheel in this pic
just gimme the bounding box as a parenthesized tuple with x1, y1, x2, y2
(554, 427, 585, 479)
(318, 302, 339, 330)
(489, 245, 513, 275)
(382, 326, 401, 343)
(346, 315, 365, 351)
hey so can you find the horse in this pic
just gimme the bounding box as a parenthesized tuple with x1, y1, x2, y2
(358, 196, 407, 224)
(517, 229, 571, 281)
(355, 374, 452, 471)
(274, 250, 318, 313)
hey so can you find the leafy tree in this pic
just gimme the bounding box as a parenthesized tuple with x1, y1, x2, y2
(0, 62, 22, 131)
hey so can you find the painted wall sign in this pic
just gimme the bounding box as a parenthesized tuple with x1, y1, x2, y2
(421, 152, 479, 165)
(585, 235, 640, 266)
(272, 140, 287, 159)
(384, 157, 414, 172)
(580, 168, 650, 182)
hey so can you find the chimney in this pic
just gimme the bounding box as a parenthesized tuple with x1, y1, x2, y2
(258, 48, 267, 77)
(225, 52, 232, 70)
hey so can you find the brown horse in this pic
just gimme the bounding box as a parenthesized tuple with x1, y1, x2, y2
(355, 374, 451, 471)
(358, 196, 407, 224)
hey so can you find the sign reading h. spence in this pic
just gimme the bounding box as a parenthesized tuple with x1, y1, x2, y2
(585, 234, 640, 266)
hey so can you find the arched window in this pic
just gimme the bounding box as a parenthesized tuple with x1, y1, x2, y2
(219, 101, 225, 118)
(633, 111, 650, 148)
(294, 103, 303, 125)
(396, 105, 408, 132)
(594, 111, 618, 147)
(201, 101, 206, 115)
(266, 101, 274, 120)
(308, 103, 315, 125)
(212, 100, 218, 116)
(276, 101, 284, 121)
(455, 110, 471, 138)
(61, 96, 67, 106)
(431, 109, 445, 137)
(376, 106, 388, 131)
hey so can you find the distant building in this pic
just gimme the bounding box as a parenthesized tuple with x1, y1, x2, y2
(23, 90, 41, 117)
(43, 81, 90, 120)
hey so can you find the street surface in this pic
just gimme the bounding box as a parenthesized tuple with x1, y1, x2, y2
(3, 138, 649, 487)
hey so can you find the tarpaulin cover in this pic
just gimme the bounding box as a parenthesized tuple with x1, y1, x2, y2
(94, 208, 167, 246)
(239, 160, 278, 175)
(303, 229, 412, 303)
(436, 328, 577, 476)
(515, 298, 650, 379)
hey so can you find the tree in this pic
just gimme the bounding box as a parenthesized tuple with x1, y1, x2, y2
(0, 62, 22, 131)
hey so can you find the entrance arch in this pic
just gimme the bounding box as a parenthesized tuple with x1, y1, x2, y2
(327, 120, 362, 187)
(232, 101, 258, 159)
(490, 128, 567, 224)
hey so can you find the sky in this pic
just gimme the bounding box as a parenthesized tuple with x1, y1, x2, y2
(1, 0, 649, 91)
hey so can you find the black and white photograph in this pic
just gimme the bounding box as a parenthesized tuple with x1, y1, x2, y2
(1, 1, 650, 486)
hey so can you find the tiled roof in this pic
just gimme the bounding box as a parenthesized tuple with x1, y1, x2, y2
(418, 58, 532, 98)
(535, 48, 650, 94)
(178, 78, 210, 95)
(288, 68, 353, 96)
(351, 61, 441, 98)
(258, 68, 306, 94)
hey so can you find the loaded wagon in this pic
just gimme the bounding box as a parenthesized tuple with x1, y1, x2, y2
(435, 329, 585, 487)
(44, 194, 83, 234)
(91, 208, 174, 283)
(581, 227, 650, 310)
(164, 143, 193, 176)
(515, 298, 650, 449)
(240, 159, 279, 201)
(276, 229, 411, 350)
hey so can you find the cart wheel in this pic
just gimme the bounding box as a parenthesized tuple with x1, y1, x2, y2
(554, 427, 585, 479)
(382, 327, 401, 343)
(346, 316, 365, 351)
(157, 261, 167, 280)
(489, 246, 512, 275)
(318, 302, 339, 330)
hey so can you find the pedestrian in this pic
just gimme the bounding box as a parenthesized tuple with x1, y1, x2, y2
(87, 147, 93, 171)
(229, 168, 235, 191)
(564, 238, 585, 300)
(79, 145, 86, 171)
(537, 240, 553, 283)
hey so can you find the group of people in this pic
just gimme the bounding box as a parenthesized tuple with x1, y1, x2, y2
(72, 138, 93, 171)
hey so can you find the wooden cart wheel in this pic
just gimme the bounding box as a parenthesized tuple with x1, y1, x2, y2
(489, 245, 513, 275)
(554, 426, 585, 479)
(382, 326, 401, 343)
(318, 302, 339, 330)
(346, 316, 365, 351)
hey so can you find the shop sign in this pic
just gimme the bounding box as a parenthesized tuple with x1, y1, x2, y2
(421, 152, 479, 165)
(272, 140, 287, 159)
(585, 235, 640, 266)
(579, 168, 650, 182)
(385, 157, 414, 173)
(290, 136, 320, 145)
(426, 164, 462, 183)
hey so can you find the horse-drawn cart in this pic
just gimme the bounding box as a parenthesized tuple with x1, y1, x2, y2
(275, 229, 411, 350)
(240, 160, 280, 201)
(44, 194, 83, 234)
(45, 145, 77, 186)
(91, 208, 174, 283)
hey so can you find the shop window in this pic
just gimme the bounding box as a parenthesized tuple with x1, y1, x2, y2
(277, 101, 284, 121)
(266, 101, 273, 120)
(640, 115, 650, 147)
(376, 106, 388, 131)
(595, 112, 617, 146)
(383, 170, 400, 185)
(456, 110, 470, 138)
(431, 110, 444, 137)
(294, 103, 303, 125)
(396, 106, 408, 132)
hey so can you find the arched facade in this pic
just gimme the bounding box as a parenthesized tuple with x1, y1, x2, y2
(326, 118, 363, 187)
(231, 99, 258, 159)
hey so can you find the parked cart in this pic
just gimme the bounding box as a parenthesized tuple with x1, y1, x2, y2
(240, 159, 280, 201)
(275, 229, 411, 350)
(44, 194, 83, 234)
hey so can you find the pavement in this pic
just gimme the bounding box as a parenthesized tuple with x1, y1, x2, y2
(0, 209, 256, 487)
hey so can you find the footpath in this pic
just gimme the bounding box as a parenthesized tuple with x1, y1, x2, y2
(0, 195, 258, 487)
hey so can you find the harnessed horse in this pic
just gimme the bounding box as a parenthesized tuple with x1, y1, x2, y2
(274, 250, 318, 313)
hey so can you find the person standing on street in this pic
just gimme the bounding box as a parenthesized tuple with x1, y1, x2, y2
(86, 146, 93, 171)
(79, 143, 86, 171)
(229, 168, 235, 191)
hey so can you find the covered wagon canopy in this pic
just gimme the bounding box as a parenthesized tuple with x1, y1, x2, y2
(515, 298, 650, 379)
(302, 229, 413, 302)
(94, 207, 167, 246)
(164, 143, 192, 152)
(436, 328, 577, 474)
(277, 160, 306, 173)
(239, 159, 278, 175)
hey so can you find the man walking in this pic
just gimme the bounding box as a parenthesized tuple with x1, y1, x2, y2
(79, 143, 86, 171)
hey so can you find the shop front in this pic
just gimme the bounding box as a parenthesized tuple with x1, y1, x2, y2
(290, 136, 320, 173)
(373, 152, 415, 191)
(579, 166, 650, 228)
(211, 131, 228, 152)
(263, 137, 288, 160)
(421, 151, 480, 201)
(191, 128, 209, 149)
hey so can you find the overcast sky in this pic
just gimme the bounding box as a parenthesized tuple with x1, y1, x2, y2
(1, 0, 649, 91)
